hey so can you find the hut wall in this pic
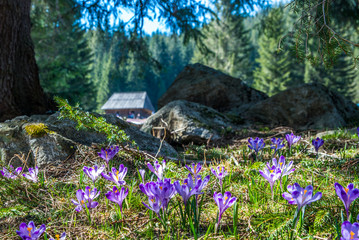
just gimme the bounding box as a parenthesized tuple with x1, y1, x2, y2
(105, 109, 152, 118)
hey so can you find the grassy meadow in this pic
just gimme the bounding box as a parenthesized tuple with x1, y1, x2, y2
(1, 127, 359, 239)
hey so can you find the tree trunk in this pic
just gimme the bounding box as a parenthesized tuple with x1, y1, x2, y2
(0, 0, 53, 122)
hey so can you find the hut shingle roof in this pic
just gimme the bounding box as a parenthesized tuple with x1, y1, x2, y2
(101, 91, 155, 112)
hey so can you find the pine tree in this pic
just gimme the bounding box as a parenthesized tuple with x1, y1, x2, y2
(31, 0, 95, 110)
(192, 1, 253, 83)
(304, 56, 357, 100)
(252, 7, 292, 96)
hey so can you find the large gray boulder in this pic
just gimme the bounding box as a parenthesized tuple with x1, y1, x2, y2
(157, 63, 268, 112)
(241, 83, 359, 129)
(141, 100, 233, 145)
(0, 113, 177, 167)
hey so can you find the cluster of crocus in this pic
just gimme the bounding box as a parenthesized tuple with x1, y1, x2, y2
(0, 165, 22, 179)
(1, 165, 39, 183)
(71, 186, 100, 212)
(270, 137, 285, 156)
(78, 162, 129, 221)
(285, 133, 301, 152)
(335, 182, 359, 221)
(98, 145, 119, 165)
(140, 178, 177, 219)
(211, 166, 228, 192)
(248, 137, 265, 156)
(174, 173, 210, 206)
(312, 137, 324, 154)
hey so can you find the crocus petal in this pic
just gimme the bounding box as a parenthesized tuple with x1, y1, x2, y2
(349, 189, 359, 202)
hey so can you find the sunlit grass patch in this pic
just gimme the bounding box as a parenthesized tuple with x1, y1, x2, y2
(2, 129, 359, 239)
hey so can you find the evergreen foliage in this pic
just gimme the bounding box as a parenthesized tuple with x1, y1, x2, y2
(192, 1, 254, 83)
(304, 55, 357, 100)
(31, 0, 96, 110)
(287, 0, 359, 66)
(253, 8, 292, 96)
(55, 97, 130, 145)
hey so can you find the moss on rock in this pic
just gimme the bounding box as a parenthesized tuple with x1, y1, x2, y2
(24, 123, 50, 137)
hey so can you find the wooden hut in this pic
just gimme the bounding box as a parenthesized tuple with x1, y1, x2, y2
(101, 91, 155, 119)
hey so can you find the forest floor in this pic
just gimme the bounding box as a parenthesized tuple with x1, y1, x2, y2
(1, 127, 359, 239)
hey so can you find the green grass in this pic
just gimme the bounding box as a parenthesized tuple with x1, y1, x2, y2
(1, 129, 359, 239)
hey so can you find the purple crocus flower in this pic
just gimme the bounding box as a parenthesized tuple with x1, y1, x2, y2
(335, 183, 359, 220)
(148, 178, 176, 210)
(147, 160, 166, 180)
(341, 221, 359, 240)
(213, 191, 237, 226)
(71, 189, 86, 212)
(357, 127, 359, 138)
(140, 178, 177, 211)
(106, 186, 128, 215)
(174, 180, 193, 206)
(16, 221, 46, 240)
(248, 137, 265, 154)
(285, 133, 301, 150)
(142, 196, 162, 219)
(71, 187, 100, 212)
(49, 232, 66, 240)
(282, 183, 322, 210)
(0, 165, 22, 179)
(101, 164, 127, 186)
(271, 137, 285, 154)
(268, 156, 295, 177)
(186, 163, 202, 178)
(175, 174, 210, 205)
(185, 174, 210, 195)
(23, 166, 39, 183)
(312, 137, 324, 153)
(211, 166, 228, 190)
(139, 182, 155, 199)
(267, 156, 295, 189)
(84, 186, 100, 208)
(98, 146, 119, 165)
(259, 165, 281, 199)
(83, 165, 105, 183)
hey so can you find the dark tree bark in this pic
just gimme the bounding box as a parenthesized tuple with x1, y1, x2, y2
(0, 0, 53, 122)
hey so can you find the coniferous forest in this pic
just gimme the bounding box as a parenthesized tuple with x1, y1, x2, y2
(30, 0, 359, 112)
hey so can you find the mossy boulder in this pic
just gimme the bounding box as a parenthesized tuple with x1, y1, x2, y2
(0, 112, 177, 168)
